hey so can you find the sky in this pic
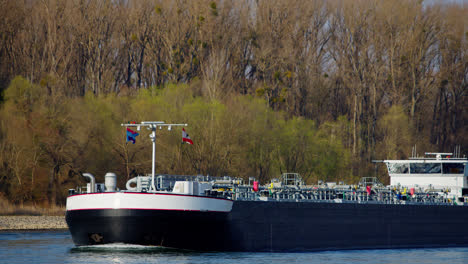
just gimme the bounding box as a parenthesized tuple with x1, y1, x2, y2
(426, 0, 467, 5)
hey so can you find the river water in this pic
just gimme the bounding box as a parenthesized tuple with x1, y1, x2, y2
(1, 230, 468, 264)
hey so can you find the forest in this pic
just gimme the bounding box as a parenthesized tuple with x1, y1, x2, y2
(0, 0, 466, 206)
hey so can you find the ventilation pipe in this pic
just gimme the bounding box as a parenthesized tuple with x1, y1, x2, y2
(126, 177, 138, 191)
(82, 173, 96, 193)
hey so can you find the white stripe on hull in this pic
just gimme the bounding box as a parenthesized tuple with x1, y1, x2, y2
(66, 192, 233, 212)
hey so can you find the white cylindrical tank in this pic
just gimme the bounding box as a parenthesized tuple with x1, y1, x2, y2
(105, 172, 117, 192)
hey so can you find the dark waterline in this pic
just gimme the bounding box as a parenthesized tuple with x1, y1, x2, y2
(1, 230, 468, 264)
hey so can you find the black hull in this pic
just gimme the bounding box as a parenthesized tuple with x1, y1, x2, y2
(66, 209, 230, 251)
(66, 201, 468, 252)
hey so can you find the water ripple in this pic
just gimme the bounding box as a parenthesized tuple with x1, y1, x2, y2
(1, 231, 468, 264)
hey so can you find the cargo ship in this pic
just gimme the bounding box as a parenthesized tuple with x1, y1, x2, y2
(66, 121, 468, 251)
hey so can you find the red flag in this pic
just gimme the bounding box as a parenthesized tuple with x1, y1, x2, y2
(182, 128, 193, 145)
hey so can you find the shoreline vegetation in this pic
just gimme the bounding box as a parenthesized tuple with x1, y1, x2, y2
(0, 0, 466, 209)
(0, 196, 65, 216)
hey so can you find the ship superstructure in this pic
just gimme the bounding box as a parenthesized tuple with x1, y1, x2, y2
(385, 150, 468, 199)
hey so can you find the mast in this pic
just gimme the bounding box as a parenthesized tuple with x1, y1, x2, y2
(121, 121, 188, 192)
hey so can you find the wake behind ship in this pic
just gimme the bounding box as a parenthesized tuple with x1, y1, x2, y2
(66, 121, 468, 251)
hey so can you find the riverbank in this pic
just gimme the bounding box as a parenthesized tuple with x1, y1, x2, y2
(0, 216, 67, 230)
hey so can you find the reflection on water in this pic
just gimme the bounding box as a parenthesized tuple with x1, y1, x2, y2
(1, 231, 468, 264)
(0, 230, 71, 264)
(70, 243, 192, 254)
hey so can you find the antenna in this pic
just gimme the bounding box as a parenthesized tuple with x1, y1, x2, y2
(453, 145, 460, 158)
(455, 145, 461, 158)
(411, 145, 417, 158)
(121, 121, 188, 191)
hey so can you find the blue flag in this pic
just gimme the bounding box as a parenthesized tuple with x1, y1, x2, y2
(126, 128, 139, 144)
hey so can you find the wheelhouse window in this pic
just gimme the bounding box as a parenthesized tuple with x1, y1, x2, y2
(410, 163, 441, 174)
(387, 163, 409, 173)
(442, 163, 465, 174)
